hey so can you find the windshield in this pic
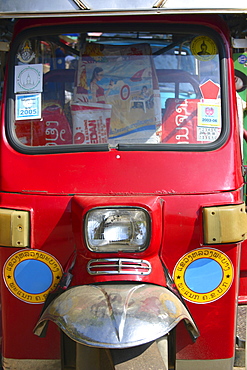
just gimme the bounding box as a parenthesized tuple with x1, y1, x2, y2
(9, 26, 223, 151)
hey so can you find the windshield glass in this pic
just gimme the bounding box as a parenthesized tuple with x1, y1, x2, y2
(10, 27, 222, 150)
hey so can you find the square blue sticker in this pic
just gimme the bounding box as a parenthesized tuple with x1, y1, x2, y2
(16, 93, 41, 120)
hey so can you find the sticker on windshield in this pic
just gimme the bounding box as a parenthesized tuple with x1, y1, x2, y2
(196, 101, 221, 142)
(190, 36, 217, 61)
(173, 248, 233, 304)
(15, 93, 41, 120)
(197, 126, 221, 142)
(17, 40, 35, 64)
(15, 64, 43, 93)
(197, 102, 221, 127)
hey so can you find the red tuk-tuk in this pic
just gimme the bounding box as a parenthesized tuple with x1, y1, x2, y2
(0, 1, 247, 369)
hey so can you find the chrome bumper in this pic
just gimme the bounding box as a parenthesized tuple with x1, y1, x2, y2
(34, 283, 199, 348)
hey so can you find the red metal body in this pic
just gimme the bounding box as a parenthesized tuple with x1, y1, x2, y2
(0, 13, 244, 368)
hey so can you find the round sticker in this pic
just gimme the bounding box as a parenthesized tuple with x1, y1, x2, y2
(16, 65, 41, 92)
(238, 54, 247, 65)
(173, 248, 233, 304)
(3, 249, 63, 304)
(190, 36, 217, 61)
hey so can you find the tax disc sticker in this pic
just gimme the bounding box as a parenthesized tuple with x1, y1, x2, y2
(197, 102, 221, 127)
(173, 248, 233, 304)
(15, 93, 41, 120)
(3, 249, 63, 304)
(190, 36, 217, 61)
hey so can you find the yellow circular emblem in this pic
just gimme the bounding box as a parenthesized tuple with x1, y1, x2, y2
(191, 36, 217, 61)
(3, 249, 63, 304)
(173, 248, 233, 304)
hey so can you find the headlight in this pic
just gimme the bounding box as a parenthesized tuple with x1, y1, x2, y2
(85, 207, 150, 252)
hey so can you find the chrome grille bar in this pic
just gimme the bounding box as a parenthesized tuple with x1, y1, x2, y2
(87, 258, 152, 275)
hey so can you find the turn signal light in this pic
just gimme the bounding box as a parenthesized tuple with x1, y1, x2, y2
(203, 203, 247, 244)
(0, 208, 30, 247)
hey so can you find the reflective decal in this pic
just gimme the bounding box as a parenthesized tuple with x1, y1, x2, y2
(190, 36, 217, 61)
(3, 249, 63, 304)
(173, 248, 233, 304)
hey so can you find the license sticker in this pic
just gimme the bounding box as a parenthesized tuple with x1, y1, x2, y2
(15, 93, 41, 120)
(3, 249, 63, 304)
(197, 102, 221, 127)
(15, 64, 43, 93)
(173, 248, 233, 304)
(190, 36, 217, 61)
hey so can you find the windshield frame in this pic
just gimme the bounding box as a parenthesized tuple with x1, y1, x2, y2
(5, 21, 230, 154)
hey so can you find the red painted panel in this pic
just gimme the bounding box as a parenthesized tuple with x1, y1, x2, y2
(0, 12, 244, 366)
(0, 191, 242, 361)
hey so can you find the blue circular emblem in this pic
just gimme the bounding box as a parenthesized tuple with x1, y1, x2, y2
(14, 259, 53, 294)
(238, 55, 247, 64)
(184, 258, 223, 294)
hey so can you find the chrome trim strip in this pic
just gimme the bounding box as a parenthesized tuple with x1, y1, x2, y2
(1, 8, 247, 18)
(87, 258, 152, 275)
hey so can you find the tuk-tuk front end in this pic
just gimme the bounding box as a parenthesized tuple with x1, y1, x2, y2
(0, 2, 247, 369)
